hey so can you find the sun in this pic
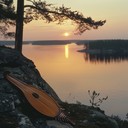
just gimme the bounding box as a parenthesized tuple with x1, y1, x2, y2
(64, 32, 69, 37)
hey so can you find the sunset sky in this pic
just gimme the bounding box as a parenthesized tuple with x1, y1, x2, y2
(3, 0, 128, 40)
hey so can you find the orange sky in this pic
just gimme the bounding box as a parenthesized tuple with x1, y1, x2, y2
(1, 0, 128, 40)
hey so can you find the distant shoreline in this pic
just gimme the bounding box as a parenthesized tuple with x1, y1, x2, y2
(0, 39, 128, 46)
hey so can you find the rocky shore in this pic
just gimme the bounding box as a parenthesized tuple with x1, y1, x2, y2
(0, 46, 119, 128)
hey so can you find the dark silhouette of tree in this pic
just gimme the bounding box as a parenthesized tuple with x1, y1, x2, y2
(0, 0, 106, 52)
(15, 0, 24, 52)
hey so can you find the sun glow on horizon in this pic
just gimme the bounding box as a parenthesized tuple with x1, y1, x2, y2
(63, 32, 70, 37)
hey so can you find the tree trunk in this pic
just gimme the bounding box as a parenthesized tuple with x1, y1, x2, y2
(15, 0, 24, 52)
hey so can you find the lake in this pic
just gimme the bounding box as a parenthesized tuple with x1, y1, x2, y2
(22, 41, 128, 119)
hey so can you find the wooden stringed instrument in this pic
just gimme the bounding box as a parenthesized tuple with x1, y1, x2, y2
(4, 72, 75, 126)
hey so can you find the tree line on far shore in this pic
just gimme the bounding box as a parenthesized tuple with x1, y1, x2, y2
(86, 40, 128, 51)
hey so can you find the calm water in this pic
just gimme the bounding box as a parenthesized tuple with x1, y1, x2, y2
(22, 42, 128, 119)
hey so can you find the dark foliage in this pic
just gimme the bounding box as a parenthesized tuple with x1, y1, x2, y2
(87, 40, 128, 50)
(0, 0, 106, 38)
(88, 90, 108, 107)
(24, 0, 106, 34)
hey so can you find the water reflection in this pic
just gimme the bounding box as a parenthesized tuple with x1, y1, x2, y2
(65, 45, 69, 59)
(83, 52, 128, 63)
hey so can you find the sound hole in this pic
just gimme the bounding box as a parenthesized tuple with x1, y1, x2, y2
(32, 92, 39, 99)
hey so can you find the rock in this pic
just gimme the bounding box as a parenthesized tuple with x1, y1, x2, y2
(0, 93, 15, 112)
(17, 112, 35, 128)
(0, 46, 119, 128)
(62, 103, 119, 128)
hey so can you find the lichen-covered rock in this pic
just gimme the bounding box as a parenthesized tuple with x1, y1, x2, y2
(0, 46, 119, 128)
(16, 112, 35, 128)
(0, 93, 15, 112)
(62, 102, 119, 128)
